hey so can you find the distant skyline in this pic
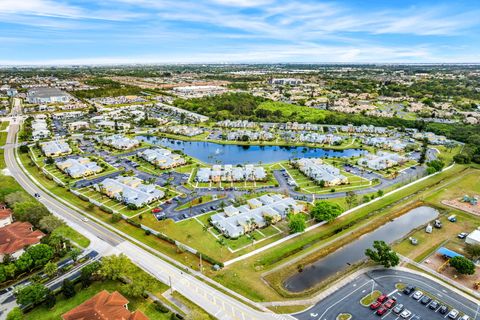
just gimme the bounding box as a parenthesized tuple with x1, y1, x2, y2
(1, 0, 480, 65)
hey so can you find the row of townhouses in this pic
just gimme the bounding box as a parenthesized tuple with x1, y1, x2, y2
(293, 158, 348, 186)
(196, 165, 267, 182)
(138, 148, 186, 169)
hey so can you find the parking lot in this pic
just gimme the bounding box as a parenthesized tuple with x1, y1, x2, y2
(294, 269, 479, 320)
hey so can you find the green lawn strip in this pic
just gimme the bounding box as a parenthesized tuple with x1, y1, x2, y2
(0, 121, 9, 131)
(23, 280, 172, 320)
(360, 290, 381, 306)
(171, 291, 216, 320)
(52, 225, 90, 248)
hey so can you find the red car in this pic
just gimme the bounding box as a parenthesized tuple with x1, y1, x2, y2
(384, 298, 397, 309)
(377, 294, 388, 303)
(370, 301, 382, 310)
(376, 306, 388, 316)
(151, 208, 162, 213)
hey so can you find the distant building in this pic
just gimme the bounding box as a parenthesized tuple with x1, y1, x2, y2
(67, 121, 90, 131)
(99, 134, 140, 150)
(62, 290, 148, 320)
(269, 78, 303, 86)
(26, 87, 71, 104)
(358, 151, 405, 170)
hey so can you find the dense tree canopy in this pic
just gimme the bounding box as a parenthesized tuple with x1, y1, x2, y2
(365, 240, 400, 268)
(311, 201, 343, 222)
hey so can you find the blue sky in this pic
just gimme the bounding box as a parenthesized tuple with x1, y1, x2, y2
(1, 0, 480, 64)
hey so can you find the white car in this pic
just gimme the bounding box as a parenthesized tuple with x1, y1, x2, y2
(400, 309, 412, 318)
(412, 290, 423, 300)
(459, 315, 469, 320)
(448, 309, 459, 319)
(82, 217, 89, 222)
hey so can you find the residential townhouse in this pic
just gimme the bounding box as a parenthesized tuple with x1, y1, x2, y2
(293, 158, 348, 186)
(56, 157, 103, 178)
(67, 121, 90, 131)
(210, 194, 304, 238)
(138, 148, 186, 169)
(95, 176, 164, 208)
(196, 164, 267, 182)
(41, 140, 72, 157)
(358, 151, 406, 170)
(99, 134, 140, 150)
(226, 130, 274, 141)
(158, 125, 203, 137)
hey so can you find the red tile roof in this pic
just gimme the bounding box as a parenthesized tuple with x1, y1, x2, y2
(0, 208, 12, 220)
(62, 290, 149, 320)
(0, 222, 45, 255)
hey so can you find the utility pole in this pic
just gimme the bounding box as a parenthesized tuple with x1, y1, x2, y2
(199, 253, 203, 274)
(169, 276, 173, 294)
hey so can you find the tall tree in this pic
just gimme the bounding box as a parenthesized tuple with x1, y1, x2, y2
(62, 279, 76, 298)
(288, 213, 306, 233)
(16, 283, 48, 306)
(39, 216, 64, 233)
(449, 256, 475, 275)
(311, 201, 343, 222)
(27, 244, 54, 268)
(365, 240, 400, 268)
(43, 262, 57, 278)
(345, 191, 358, 209)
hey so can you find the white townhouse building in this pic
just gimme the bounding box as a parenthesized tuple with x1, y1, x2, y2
(196, 164, 266, 183)
(40, 140, 72, 157)
(138, 148, 186, 169)
(293, 158, 348, 186)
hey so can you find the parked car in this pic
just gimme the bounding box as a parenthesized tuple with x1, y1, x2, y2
(182, 213, 189, 219)
(376, 306, 388, 316)
(448, 309, 459, 319)
(411, 316, 422, 320)
(412, 290, 423, 300)
(370, 301, 382, 310)
(434, 220, 442, 228)
(448, 215, 457, 222)
(393, 304, 404, 314)
(420, 295, 431, 305)
(377, 294, 388, 303)
(403, 285, 415, 295)
(458, 232, 469, 239)
(400, 309, 412, 318)
(459, 316, 470, 320)
(384, 298, 397, 309)
(439, 305, 449, 314)
(429, 300, 439, 310)
(151, 208, 162, 213)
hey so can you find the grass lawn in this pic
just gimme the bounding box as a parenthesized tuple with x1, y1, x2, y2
(52, 225, 91, 248)
(0, 132, 7, 169)
(23, 280, 172, 320)
(0, 121, 9, 131)
(360, 290, 381, 306)
(394, 167, 480, 262)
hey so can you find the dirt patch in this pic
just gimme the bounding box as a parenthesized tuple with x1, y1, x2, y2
(422, 252, 480, 291)
(442, 199, 480, 216)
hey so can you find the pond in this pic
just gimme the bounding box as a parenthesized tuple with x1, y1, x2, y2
(283, 206, 439, 292)
(137, 136, 367, 165)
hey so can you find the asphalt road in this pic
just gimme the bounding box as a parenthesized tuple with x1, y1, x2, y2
(4, 119, 293, 320)
(294, 269, 480, 320)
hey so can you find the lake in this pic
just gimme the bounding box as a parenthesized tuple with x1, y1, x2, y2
(137, 136, 367, 165)
(283, 206, 439, 292)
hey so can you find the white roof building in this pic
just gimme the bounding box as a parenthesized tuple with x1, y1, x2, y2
(196, 165, 266, 182)
(210, 194, 303, 238)
(138, 148, 186, 169)
(95, 176, 164, 208)
(56, 157, 102, 178)
(40, 140, 72, 157)
(294, 158, 348, 186)
(100, 134, 140, 150)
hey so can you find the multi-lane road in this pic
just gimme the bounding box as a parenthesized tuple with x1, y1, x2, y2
(3, 119, 292, 320)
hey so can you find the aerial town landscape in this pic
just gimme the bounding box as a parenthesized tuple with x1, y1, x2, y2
(0, 1, 480, 320)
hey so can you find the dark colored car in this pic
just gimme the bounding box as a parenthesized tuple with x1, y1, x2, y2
(429, 301, 439, 310)
(403, 285, 415, 295)
(420, 295, 431, 305)
(384, 298, 397, 309)
(439, 305, 449, 314)
(370, 301, 382, 310)
(376, 306, 388, 316)
(377, 294, 388, 303)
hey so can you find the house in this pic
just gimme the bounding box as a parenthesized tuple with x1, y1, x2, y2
(269, 78, 303, 86)
(358, 152, 405, 170)
(293, 158, 348, 186)
(158, 125, 204, 137)
(196, 165, 267, 182)
(100, 135, 140, 150)
(210, 194, 303, 238)
(67, 121, 90, 131)
(95, 176, 164, 208)
(51, 111, 84, 120)
(62, 290, 148, 320)
(138, 148, 186, 169)
(40, 140, 72, 157)
(26, 87, 71, 104)
(0, 208, 13, 227)
(96, 121, 131, 131)
(32, 118, 51, 140)
(0, 221, 45, 262)
(56, 157, 103, 178)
